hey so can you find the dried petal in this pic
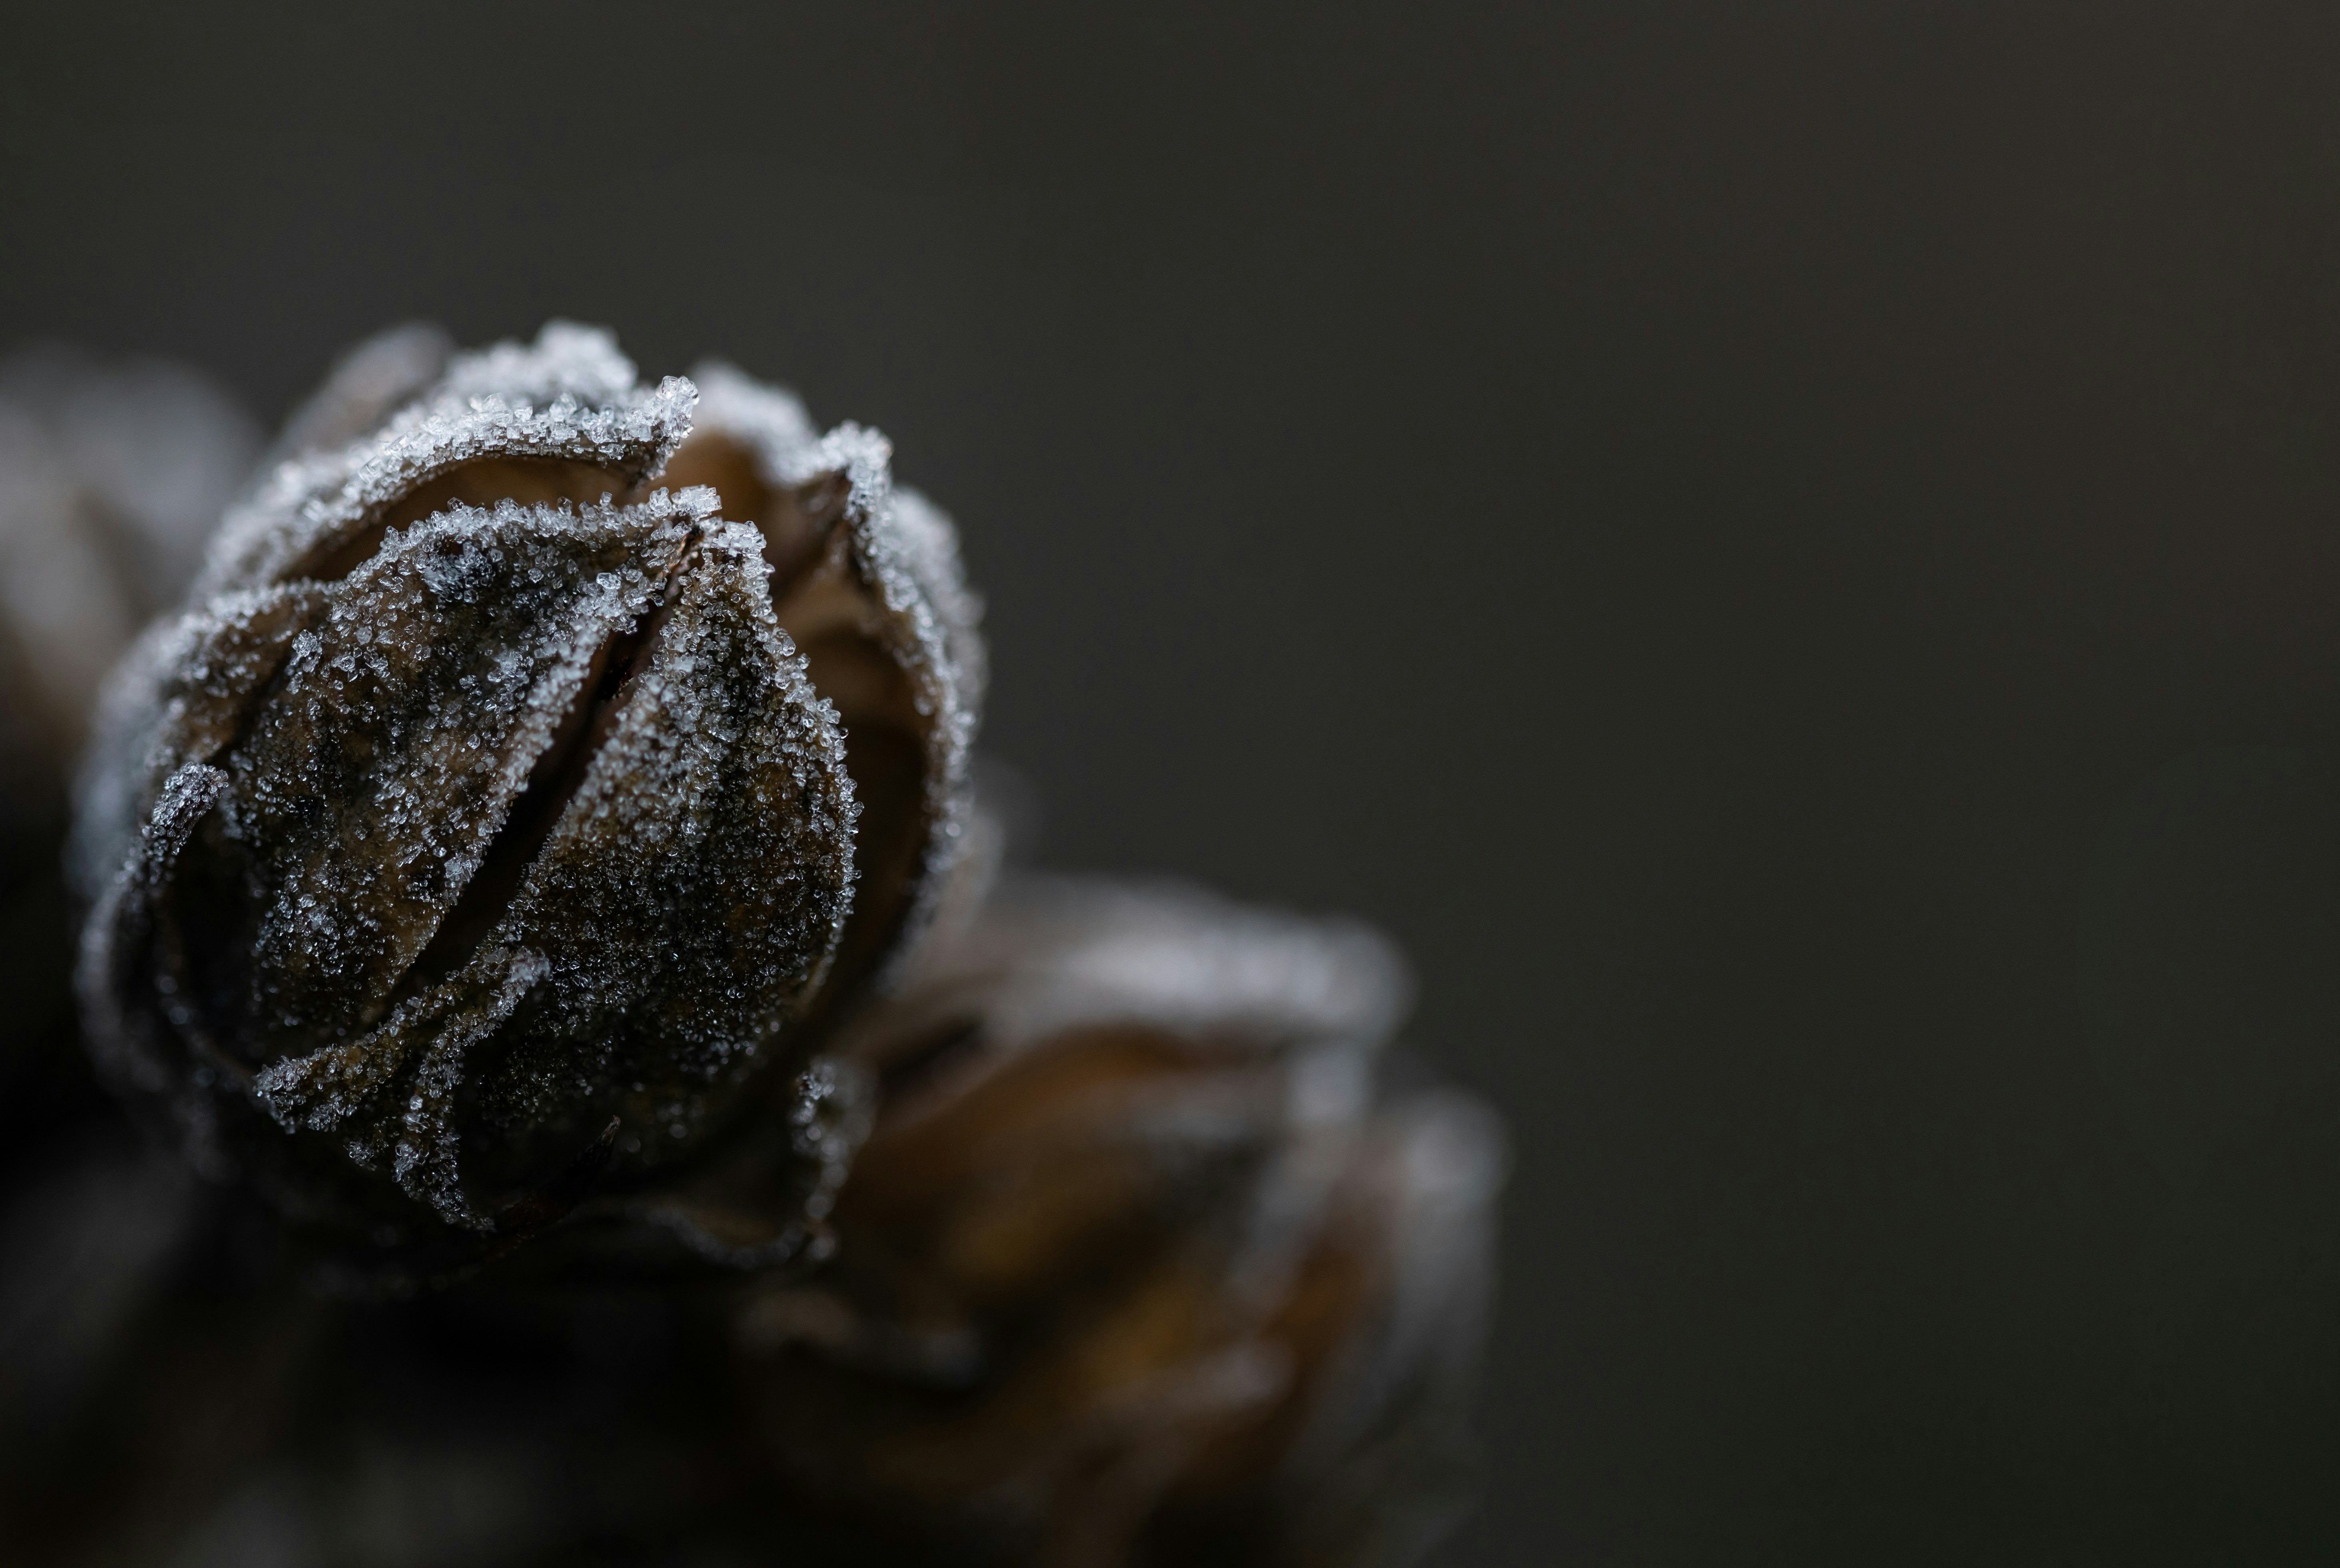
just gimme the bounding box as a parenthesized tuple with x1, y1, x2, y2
(198, 322, 692, 599)
(663, 362, 983, 1015)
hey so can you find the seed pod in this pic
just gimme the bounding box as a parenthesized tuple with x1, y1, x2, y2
(0, 348, 258, 1151)
(74, 323, 982, 1281)
(733, 875, 1504, 1568)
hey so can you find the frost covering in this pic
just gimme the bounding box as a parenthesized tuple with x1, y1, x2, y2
(75, 323, 983, 1275)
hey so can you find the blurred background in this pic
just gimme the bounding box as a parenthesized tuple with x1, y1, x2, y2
(12, 2, 2340, 1560)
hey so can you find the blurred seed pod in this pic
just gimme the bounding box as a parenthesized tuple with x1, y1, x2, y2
(73, 323, 983, 1285)
(0, 347, 261, 762)
(732, 874, 1504, 1568)
(258, 321, 454, 471)
(0, 347, 259, 1158)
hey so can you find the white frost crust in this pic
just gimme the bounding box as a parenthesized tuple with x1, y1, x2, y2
(889, 485, 988, 713)
(199, 321, 698, 599)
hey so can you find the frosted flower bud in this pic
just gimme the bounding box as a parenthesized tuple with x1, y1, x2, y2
(732, 874, 1504, 1568)
(74, 323, 982, 1280)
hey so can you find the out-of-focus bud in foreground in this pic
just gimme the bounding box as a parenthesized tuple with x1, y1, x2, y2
(736, 873, 1506, 1568)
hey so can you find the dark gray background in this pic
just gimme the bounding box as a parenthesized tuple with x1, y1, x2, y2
(13, 3, 2340, 1560)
